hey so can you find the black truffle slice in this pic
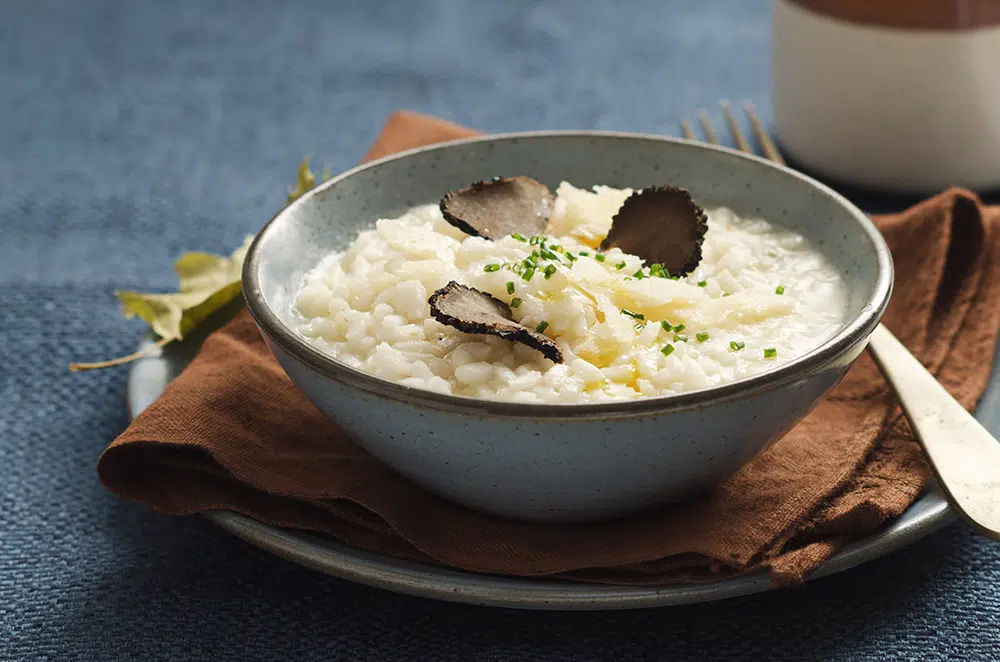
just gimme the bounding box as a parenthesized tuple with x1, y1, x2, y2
(428, 281, 563, 363)
(440, 176, 554, 240)
(599, 186, 708, 277)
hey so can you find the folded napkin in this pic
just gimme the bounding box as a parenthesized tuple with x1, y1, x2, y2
(100, 111, 1000, 586)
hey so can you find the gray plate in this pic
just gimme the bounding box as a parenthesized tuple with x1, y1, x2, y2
(126, 310, 1000, 610)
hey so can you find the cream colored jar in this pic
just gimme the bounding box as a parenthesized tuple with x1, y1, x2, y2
(773, 0, 1000, 192)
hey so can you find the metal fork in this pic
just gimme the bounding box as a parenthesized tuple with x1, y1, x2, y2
(684, 101, 1000, 540)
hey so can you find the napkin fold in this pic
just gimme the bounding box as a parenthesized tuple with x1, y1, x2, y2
(100, 111, 1000, 586)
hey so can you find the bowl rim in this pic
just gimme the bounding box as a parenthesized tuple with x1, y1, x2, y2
(243, 130, 893, 420)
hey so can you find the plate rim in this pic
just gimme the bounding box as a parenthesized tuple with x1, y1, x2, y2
(201, 500, 954, 610)
(126, 334, 960, 610)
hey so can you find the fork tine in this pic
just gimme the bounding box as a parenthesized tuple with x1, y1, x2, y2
(743, 101, 786, 165)
(681, 119, 696, 140)
(697, 110, 719, 145)
(721, 100, 752, 153)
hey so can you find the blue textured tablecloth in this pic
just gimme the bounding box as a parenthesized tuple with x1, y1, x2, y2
(3, 1, 999, 659)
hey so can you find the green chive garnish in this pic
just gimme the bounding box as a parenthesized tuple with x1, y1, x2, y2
(506, 281, 515, 294)
(522, 267, 535, 281)
(529, 235, 543, 245)
(565, 252, 577, 262)
(632, 269, 647, 280)
(550, 244, 563, 253)
(673, 323, 685, 332)
(696, 332, 709, 342)
(484, 264, 500, 272)
(634, 323, 646, 333)
(697, 280, 707, 287)
(616, 261, 627, 270)
(579, 251, 590, 256)
(661, 344, 675, 357)
(775, 285, 785, 295)
(511, 297, 522, 308)
(764, 348, 777, 358)
(673, 334, 688, 342)
(730, 340, 745, 351)
(543, 265, 557, 279)
(536, 320, 549, 333)
(621, 309, 644, 320)
(723, 292, 731, 297)
(661, 320, 673, 332)
(540, 249, 559, 261)
(595, 254, 607, 263)
(511, 233, 528, 242)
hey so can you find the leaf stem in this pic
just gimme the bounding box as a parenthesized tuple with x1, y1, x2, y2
(68, 336, 173, 372)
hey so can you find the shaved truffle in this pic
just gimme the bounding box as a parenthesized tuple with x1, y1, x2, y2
(428, 281, 563, 363)
(440, 176, 554, 240)
(599, 186, 708, 277)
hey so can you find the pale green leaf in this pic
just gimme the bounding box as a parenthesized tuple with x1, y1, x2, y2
(71, 151, 328, 372)
(115, 235, 255, 342)
(286, 156, 331, 203)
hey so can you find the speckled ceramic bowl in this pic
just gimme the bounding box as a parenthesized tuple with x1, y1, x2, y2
(243, 132, 892, 523)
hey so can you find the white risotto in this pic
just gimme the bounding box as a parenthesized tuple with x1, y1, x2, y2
(292, 183, 847, 403)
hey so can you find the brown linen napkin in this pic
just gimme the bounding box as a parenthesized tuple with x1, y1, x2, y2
(99, 111, 1000, 586)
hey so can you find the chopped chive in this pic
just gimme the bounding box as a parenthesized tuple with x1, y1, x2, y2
(730, 340, 746, 351)
(565, 252, 578, 262)
(632, 269, 647, 280)
(536, 320, 549, 333)
(775, 285, 785, 295)
(543, 264, 557, 279)
(522, 267, 536, 281)
(661, 320, 673, 332)
(673, 323, 685, 332)
(764, 348, 778, 358)
(579, 251, 590, 256)
(595, 253, 607, 263)
(697, 280, 707, 287)
(673, 334, 688, 342)
(696, 332, 710, 342)
(616, 261, 627, 270)
(511, 233, 528, 242)
(540, 249, 559, 260)
(484, 263, 500, 272)
(723, 292, 731, 297)
(621, 309, 645, 320)
(623, 277, 633, 281)
(510, 297, 523, 308)
(529, 235, 544, 245)
(550, 244, 563, 253)
(661, 343, 675, 357)
(634, 323, 645, 332)
(511, 262, 524, 275)
(506, 281, 515, 294)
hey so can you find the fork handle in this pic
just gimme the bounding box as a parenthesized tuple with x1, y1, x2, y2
(867, 323, 1000, 540)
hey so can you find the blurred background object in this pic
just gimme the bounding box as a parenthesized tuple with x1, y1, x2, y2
(773, 0, 1000, 193)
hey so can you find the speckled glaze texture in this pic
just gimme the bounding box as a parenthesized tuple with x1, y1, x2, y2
(244, 132, 892, 522)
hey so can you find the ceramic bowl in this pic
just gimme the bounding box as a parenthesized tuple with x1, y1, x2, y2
(243, 132, 892, 523)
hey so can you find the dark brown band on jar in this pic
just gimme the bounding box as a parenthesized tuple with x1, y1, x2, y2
(783, 0, 1000, 30)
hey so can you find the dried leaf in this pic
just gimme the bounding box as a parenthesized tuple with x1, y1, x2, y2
(69, 236, 254, 371)
(287, 156, 331, 203)
(72, 155, 329, 372)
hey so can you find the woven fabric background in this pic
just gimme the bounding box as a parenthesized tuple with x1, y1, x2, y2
(2, 1, 998, 659)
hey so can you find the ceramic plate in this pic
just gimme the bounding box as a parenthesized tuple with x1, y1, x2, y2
(126, 312, 1000, 610)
